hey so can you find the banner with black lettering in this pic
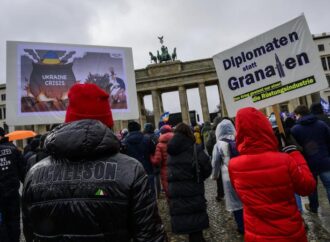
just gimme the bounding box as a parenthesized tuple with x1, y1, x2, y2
(213, 15, 327, 117)
(6, 41, 138, 125)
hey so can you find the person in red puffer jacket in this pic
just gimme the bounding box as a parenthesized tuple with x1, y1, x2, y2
(229, 107, 316, 242)
(151, 125, 174, 198)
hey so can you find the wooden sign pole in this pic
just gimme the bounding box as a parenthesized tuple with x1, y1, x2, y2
(272, 104, 285, 135)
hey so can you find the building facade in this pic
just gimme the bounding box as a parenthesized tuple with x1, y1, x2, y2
(0, 84, 7, 131)
(313, 33, 330, 103)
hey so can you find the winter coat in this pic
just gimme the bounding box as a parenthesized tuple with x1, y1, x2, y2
(26, 149, 49, 173)
(144, 132, 158, 155)
(193, 126, 202, 145)
(211, 120, 242, 212)
(151, 132, 174, 197)
(201, 122, 212, 144)
(167, 133, 211, 234)
(205, 130, 216, 156)
(229, 107, 316, 242)
(0, 137, 25, 202)
(122, 131, 154, 175)
(291, 114, 330, 173)
(315, 113, 330, 127)
(205, 118, 223, 157)
(22, 119, 166, 242)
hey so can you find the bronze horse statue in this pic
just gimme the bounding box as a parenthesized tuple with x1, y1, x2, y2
(149, 52, 158, 64)
(157, 51, 161, 63)
(172, 47, 177, 61)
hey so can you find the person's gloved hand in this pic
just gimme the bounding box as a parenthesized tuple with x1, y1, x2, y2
(282, 145, 298, 153)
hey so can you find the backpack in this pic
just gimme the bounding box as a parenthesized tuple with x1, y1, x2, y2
(192, 144, 212, 183)
(220, 138, 239, 158)
(202, 130, 210, 145)
(205, 130, 216, 155)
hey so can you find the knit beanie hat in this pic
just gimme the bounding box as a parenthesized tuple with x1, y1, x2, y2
(128, 121, 141, 132)
(65, 83, 114, 128)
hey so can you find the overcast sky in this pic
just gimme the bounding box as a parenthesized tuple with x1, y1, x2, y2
(1, 0, 330, 122)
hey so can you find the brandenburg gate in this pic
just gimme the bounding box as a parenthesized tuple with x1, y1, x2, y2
(114, 58, 225, 130)
(113, 37, 319, 131)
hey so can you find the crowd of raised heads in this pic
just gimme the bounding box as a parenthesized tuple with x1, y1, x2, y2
(1, 83, 329, 242)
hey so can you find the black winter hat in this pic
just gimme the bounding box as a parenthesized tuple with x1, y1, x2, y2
(143, 123, 154, 134)
(310, 102, 324, 115)
(128, 121, 141, 132)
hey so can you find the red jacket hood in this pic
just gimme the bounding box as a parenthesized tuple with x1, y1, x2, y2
(236, 107, 278, 155)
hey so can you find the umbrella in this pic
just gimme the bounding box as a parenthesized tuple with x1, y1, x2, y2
(5, 130, 37, 141)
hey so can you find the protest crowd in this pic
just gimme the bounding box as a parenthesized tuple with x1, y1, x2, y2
(1, 82, 330, 242)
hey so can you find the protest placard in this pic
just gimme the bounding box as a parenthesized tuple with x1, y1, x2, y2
(6, 41, 138, 125)
(213, 15, 328, 117)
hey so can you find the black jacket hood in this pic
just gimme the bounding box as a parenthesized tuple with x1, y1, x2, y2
(125, 131, 144, 144)
(310, 103, 323, 115)
(44, 119, 120, 161)
(167, 133, 194, 156)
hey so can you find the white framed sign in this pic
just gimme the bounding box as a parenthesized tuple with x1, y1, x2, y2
(213, 15, 328, 117)
(6, 41, 139, 125)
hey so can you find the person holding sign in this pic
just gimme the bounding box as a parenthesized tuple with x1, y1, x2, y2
(229, 107, 315, 242)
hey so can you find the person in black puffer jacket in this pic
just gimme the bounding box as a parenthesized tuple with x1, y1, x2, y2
(0, 127, 26, 242)
(22, 83, 166, 242)
(167, 122, 211, 242)
(25, 133, 49, 173)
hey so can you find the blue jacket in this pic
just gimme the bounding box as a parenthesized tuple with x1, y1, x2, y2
(291, 114, 330, 173)
(123, 131, 154, 175)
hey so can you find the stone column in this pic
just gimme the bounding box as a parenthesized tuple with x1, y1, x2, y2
(112, 121, 121, 133)
(265, 106, 273, 116)
(311, 92, 321, 103)
(218, 84, 228, 117)
(288, 98, 300, 113)
(158, 93, 164, 114)
(152, 90, 161, 126)
(34, 124, 47, 134)
(137, 93, 147, 126)
(198, 83, 210, 122)
(178, 86, 190, 124)
(306, 94, 313, 108)
(121, 120, 129, 130)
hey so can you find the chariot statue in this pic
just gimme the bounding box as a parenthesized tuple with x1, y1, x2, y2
(149, 36, 177, 64)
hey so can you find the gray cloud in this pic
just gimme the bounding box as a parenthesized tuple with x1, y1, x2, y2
(1, 0, 330, 122)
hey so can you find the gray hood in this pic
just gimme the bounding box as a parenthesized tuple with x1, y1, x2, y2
(215, 119, 236, 141)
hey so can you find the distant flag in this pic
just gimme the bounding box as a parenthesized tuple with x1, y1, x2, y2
(320, 98, 329, 114)
(42, 51, 61, 64)
(160, 112, 170, 123)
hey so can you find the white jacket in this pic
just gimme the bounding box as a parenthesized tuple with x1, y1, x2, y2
(211, 119, 242, 212)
